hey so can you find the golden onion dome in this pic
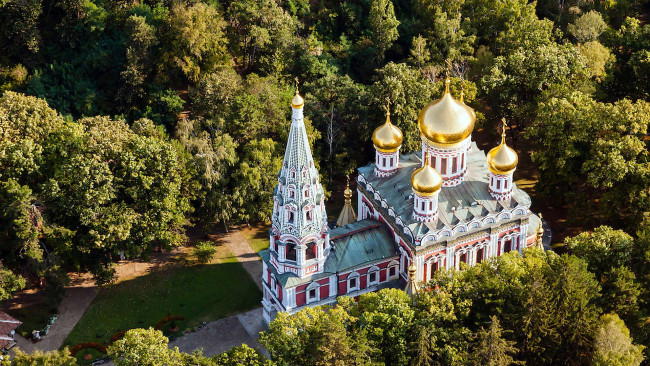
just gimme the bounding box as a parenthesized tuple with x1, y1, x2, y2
(418, 79, 476, 148)
(291, 85, 304, 109)
(411, 153, 443, 197)
(372, 109, 403, 153)
(487, 120, 518, 175)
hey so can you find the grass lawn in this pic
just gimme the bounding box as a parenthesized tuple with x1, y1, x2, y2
(63, 246, 261, 348)
(241, 223, 270, 253)
(6, 301, 58, 338)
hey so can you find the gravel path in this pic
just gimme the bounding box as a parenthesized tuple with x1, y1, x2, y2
(218, 231, 263, 290)
(13, 286, 97, 354)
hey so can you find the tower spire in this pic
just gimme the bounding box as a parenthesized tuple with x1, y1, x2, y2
(336, 175, 357, 227)
(405, 263, 420, 303)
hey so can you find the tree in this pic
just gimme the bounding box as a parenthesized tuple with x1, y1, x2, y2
(468, 316, 521, 366)
(193, 241, 216, 264)
(408, 35, 430, 68)
(592, 314, 645, 366)
(161, 3, 229, 83)
(0, 263, 25, 301)
(565, 226, 635, 276)
(107, 328, 182, 366)
(226, 0, 298, 74)
(368, 0, 399, 65)
(117, 15, 158, 110)
(568, 11, 608, 43)
(260, 305, 371, 365)
(528, 92, 650, 230)
(11, 348, 77, 366)
(213, 344, 274, 366)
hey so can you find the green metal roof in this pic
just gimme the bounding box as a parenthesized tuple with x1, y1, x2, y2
(261, 219, 399, 288)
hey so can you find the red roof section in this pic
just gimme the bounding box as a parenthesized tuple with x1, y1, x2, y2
(0, 311, 21, 338)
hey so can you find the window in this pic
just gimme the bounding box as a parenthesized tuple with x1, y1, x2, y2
(504, 180, 508, 189)
(308, 288, 316, 300)
(304, 189, 309, 197)
(388, 266, 397, 278)
(503, 240, 511, 253)
(306, 210, 313, 222)
(288, 211, 295, 224)
(476, 248, 484, 264)
(286, 243, 297, 261)
(461, 154, 464, 169)
(369, 272, 377, 283)
(432, 156, 436, 169)
(382, 157, 386, 167)
(289, 190, 295, 199)
(348, 275, 359, 291)
(441, 158, 447, 174)
(429, 201, 433, 210)
(496, 180, 501, 189)
(459, 253, 467, 263)
(306, 241, 317, 260)
(452, 157, 458, 173)
(389, 157, 394, 166)
(290, 171, 296, 178)
(421, 201, 425, 211)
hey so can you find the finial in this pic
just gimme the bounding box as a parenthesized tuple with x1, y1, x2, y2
(444, 59, 452, 94)
(423, 150, 430, 166)
(501, 118, 507, 144)
(346, 174, 350, 187)
(385, 96, 391, 117)
(294, 77, 299, 95)
(460, 80, 465, 103)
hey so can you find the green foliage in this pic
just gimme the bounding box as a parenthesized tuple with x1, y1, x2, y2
(528, 93, 649, 230)
(468, 316, 522, 366)
(160, 3, 229, 83)
(0, 263, 25, 301)
(568, 11, 608, 43)
(212, 344, 275, 366)
(107, 328, 182, 366)
(368, 0, 400, 65)
(593, 314, 645, 366)
(10, 348, 78, 366)
(193, 241, 217, 264)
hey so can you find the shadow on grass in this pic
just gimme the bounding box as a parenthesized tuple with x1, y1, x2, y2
(62, 260, 262, 348)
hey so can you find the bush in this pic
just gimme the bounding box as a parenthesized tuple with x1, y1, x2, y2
(193, 241, 216, 264)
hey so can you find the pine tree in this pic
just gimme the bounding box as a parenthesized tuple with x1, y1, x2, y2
(469, 316, 522, 366)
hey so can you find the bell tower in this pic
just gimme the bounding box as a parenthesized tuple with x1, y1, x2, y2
(269, 85, 329, 278)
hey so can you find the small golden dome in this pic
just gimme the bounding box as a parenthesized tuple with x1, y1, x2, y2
(487, 120, 518, 175)
(291, 79, 304, 109)
(408, 263, 417, 279)
(418, 79, 476, 148)
(411, 153, 442, 197)
(372, 109, 403, 153)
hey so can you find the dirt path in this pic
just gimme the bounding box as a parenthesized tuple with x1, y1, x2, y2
(214, 231, 263, 290)
(12, 276, 97, 354)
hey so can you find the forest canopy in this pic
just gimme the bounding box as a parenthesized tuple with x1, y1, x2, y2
(0, 0, 649, 362)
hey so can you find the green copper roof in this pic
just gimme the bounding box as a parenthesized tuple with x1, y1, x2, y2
(261, 219, 399, 288)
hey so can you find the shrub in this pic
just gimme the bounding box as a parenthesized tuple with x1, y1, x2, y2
(154, 315, 185, 331)
(193, 241, 216, 264)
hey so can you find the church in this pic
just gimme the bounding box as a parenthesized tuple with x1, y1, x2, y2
(260, 75, 545, 324)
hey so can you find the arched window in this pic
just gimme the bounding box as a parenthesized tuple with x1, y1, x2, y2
(306, 241, 317, 260)
(306, 210, 313, 222)
(286, 243, 297, 261)
(288, 211, 295, 224)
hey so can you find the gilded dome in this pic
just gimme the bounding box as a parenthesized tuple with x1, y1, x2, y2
(487, 123, 518, 175)
(372, 111, 403, 153)
(411, 154, 443, 197)
(418, 79, 476, 148)
(291, 92, 304, 109)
